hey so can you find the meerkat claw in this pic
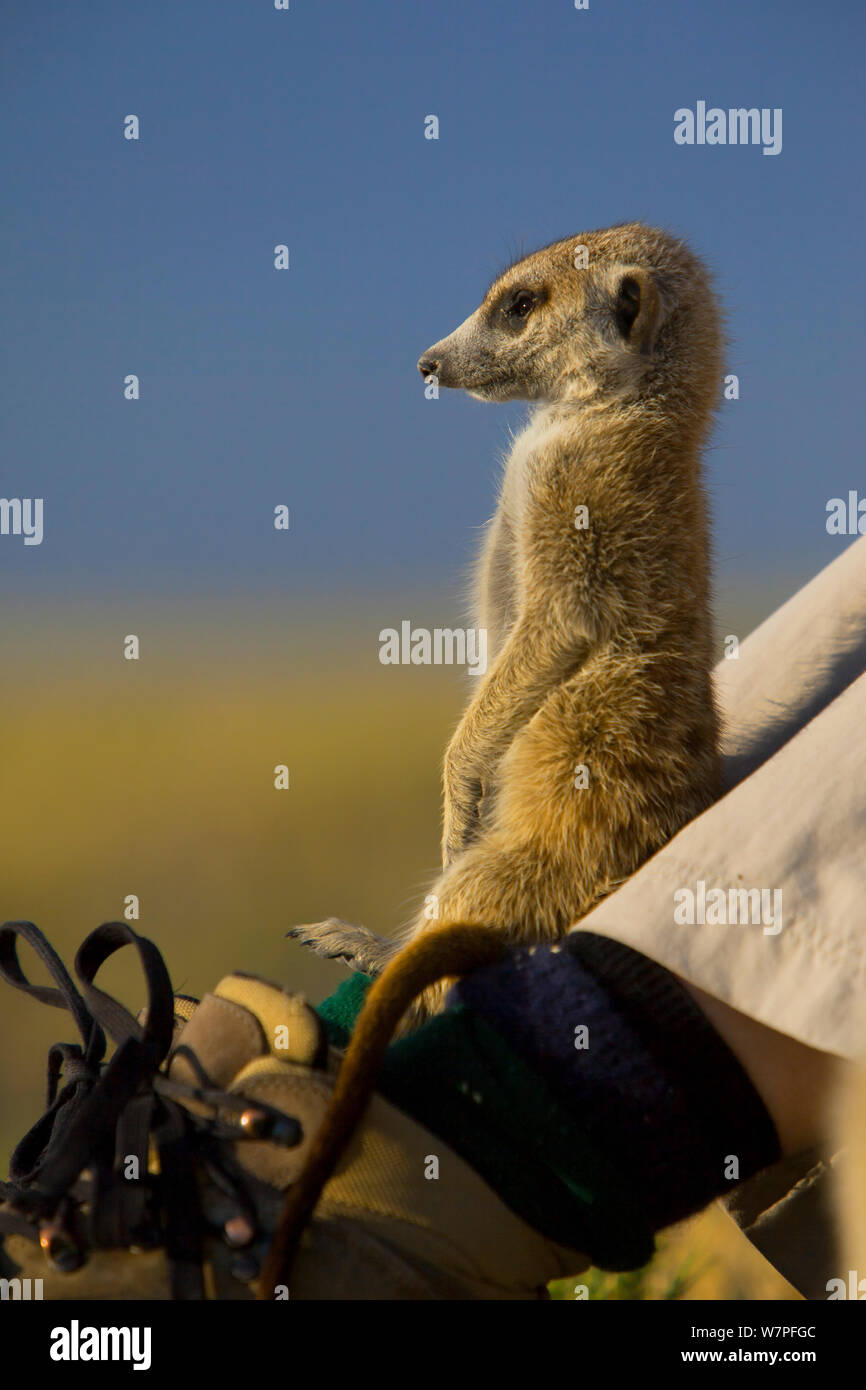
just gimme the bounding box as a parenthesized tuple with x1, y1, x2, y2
(287, 918, 396, 977)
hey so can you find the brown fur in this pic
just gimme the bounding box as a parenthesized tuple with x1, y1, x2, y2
(290, 223, 724, 1027)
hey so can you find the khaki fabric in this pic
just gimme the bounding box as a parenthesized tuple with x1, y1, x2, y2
(722, 1150, 840, 1302)
(309, 1091, 585, 1299)
(283, 1089, 588, 1300)
(571, 534, 866, 1060)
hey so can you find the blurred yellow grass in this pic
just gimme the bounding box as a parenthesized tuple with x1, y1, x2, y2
(0, 595, 796, 1299)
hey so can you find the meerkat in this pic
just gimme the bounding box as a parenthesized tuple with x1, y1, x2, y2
(290, 222, 724, 1027)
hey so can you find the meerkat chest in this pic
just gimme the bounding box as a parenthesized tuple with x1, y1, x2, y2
(477, 411, 574, 653)
(498, 408, 571, 528)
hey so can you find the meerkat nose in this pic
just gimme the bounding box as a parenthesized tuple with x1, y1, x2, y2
(418, 355, 440, 377)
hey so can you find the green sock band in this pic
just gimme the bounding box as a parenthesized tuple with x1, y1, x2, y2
(315, 972, 373, 1051)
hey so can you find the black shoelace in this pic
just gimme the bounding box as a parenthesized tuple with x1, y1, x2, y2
(0, 921, 301, 1299)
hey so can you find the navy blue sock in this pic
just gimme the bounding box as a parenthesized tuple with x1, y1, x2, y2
(448, 932, 780, 1238)
(316, 934, 781, 1268)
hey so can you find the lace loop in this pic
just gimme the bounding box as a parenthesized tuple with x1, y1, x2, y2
(74, 920, 175, 1065)
(0, 920, 105, 1065)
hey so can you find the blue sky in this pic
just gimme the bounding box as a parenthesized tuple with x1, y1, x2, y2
(1, 0, 863, 601)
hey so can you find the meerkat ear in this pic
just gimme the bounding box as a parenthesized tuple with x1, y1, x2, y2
(612, 267, 662, 354)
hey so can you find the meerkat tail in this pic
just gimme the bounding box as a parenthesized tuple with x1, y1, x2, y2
(257, 922, 506, 1298)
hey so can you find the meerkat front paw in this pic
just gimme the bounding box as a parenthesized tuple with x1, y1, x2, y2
(287, 917, 397, 977)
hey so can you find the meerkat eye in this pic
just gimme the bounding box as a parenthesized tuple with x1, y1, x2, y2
(503, 289, 536, 320)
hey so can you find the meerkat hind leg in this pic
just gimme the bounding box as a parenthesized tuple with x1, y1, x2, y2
(287, 917, 398, 977)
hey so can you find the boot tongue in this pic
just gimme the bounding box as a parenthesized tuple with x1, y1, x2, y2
(167, 973, 326, 1089)
(215, 974, 325, 1068)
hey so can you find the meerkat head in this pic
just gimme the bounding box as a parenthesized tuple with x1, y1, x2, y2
(417, 222, 723, 417)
